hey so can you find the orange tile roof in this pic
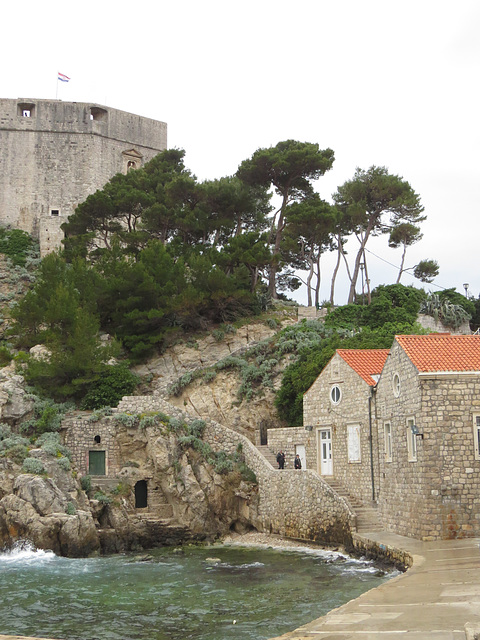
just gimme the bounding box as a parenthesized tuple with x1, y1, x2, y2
(395, 334, 480, 372)
(337, 349, 389, 386)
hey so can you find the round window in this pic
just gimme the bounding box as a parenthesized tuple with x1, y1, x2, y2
(330, 385, 341, 405)
(392, 373, 401, 397)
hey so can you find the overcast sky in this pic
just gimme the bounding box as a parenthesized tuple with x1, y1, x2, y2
(3, 0, 479, 305)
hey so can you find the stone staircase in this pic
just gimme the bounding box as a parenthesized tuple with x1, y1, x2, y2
(323, 477, 383, 533)
(256, 445, 279, 468)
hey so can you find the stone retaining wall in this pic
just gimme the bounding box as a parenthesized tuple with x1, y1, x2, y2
(116, 394, 355, 545)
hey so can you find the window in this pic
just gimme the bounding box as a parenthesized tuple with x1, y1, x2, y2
(89, 107, 108, 121)
(392, 373, 401, 397)
(347, 424, 361, 463)
(406, 417, 417, 462)
(330, 385, 341, 405)
(474, 415, 480, 460)
(17, 102, 35, 118)
(50, 209, 60, 216)
(384, 422, 392, 462)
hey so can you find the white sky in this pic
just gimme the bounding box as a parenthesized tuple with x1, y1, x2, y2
(3, 0, 479, 305)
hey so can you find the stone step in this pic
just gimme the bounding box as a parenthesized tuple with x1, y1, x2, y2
(256, 445, 278, 468)
(322, 477, 383, 533)
(134, 504, 174, 518)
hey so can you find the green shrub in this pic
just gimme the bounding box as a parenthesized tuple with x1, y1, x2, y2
(0, 228, 34, 267)
(87, 407, 114, 422)
(66, 502, 76, 515)
(81, 365, 139, 410)
(0, 346, 13, 367)
(22, 457, 45, 474)
(57, 457, 71, 471)
(3, 443, 29, 465)
(94, 491, 112, 504)
(115, 413, 138, 428)
(80, 475, 92, 493)
(188, 419, 206, 438)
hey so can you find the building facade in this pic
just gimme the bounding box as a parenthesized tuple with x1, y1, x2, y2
(375, 334, 480, 540)
(302, 349, 388, 505)
(294, 334, 480, 540)
(0, 98, 167, 255)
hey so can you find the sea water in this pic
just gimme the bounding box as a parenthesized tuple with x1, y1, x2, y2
(0, 541, 395, 640)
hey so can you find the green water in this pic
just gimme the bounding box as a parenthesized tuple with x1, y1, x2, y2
(0, 542, 395, 640)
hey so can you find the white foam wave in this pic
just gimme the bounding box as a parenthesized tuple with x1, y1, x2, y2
(0, 540, 56, 564)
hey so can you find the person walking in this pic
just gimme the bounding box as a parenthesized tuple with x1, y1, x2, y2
(294, 454, 302, 469)
(276, 450, 285, 469)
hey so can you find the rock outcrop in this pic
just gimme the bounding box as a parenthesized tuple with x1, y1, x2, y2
(0, 419, 258, 556)
(134, 312, 298, 442)
(0, 461, 99, 557)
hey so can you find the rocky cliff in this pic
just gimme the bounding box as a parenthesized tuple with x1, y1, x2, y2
(134, 308, 298, 442)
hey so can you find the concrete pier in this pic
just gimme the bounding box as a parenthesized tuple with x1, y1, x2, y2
(271, 532, 480, 640)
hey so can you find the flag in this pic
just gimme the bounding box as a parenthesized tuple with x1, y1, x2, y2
(58, 72, 70, 83)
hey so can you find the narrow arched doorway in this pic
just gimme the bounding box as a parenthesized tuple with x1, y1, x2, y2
(135, 480, 148, 508)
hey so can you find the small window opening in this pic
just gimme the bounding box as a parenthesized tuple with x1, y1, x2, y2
(94, 435, 101, 444)
(135, 480, 148, 508)
(17, 102, 35, 118)
(50, 209, 60, 216)
(127, 160, 136, 171)
(89, 107, 108, 122)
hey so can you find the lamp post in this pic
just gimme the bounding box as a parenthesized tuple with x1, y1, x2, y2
(463, 283, 469, 299)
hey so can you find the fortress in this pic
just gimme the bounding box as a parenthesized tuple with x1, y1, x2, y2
(0, 98, 167, 255)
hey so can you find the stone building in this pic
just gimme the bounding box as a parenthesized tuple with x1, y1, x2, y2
(375, 334, 480, 540)
(276, 334, 480, 540)
(300, 349, 389, 505)
(0, 98, 167, 255)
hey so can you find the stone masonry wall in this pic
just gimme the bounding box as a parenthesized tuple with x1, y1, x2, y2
(63, 412, 122, 478)
(376, 339, 480, 540)
(115, 394, 356, 545)
(303, 353, 378, 506)
(266, 427, 316, 470)
(0, 98, 167, 255)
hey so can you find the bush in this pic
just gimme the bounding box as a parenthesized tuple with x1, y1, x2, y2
(3, 443, 29, 465)
(115, 412, 138, 428)
(66, 502, 76, 515)
(22, 457, 45, 474)
(188, 419, 206, 438)
(0, 228, 34, 267)
(81, 365, 139, 410)
(57, 457, 71, 471)
(94, 491, 112, 504)
(80, 475, 92, 493)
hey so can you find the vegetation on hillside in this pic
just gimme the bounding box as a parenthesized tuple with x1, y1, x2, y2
(1, 141, 476, 412)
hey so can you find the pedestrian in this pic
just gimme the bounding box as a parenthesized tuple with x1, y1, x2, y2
(294, 454, 302, 469)
(276, 450, 285, 469)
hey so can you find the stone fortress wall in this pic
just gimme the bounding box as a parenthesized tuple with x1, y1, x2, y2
(0, 98, 167, 255)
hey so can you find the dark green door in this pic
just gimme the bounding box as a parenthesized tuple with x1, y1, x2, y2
(89, 450, 106, 475)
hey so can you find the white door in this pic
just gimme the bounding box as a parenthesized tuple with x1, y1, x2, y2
(318, 429, 333, 475)
(295, 444, 306, 469)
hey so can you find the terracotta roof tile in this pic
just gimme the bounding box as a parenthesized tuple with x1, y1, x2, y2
(395, 334, 480, 372)
(337, 349, 389, 386)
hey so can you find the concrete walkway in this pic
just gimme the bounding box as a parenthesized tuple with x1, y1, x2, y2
(270, 532, 480, 640)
